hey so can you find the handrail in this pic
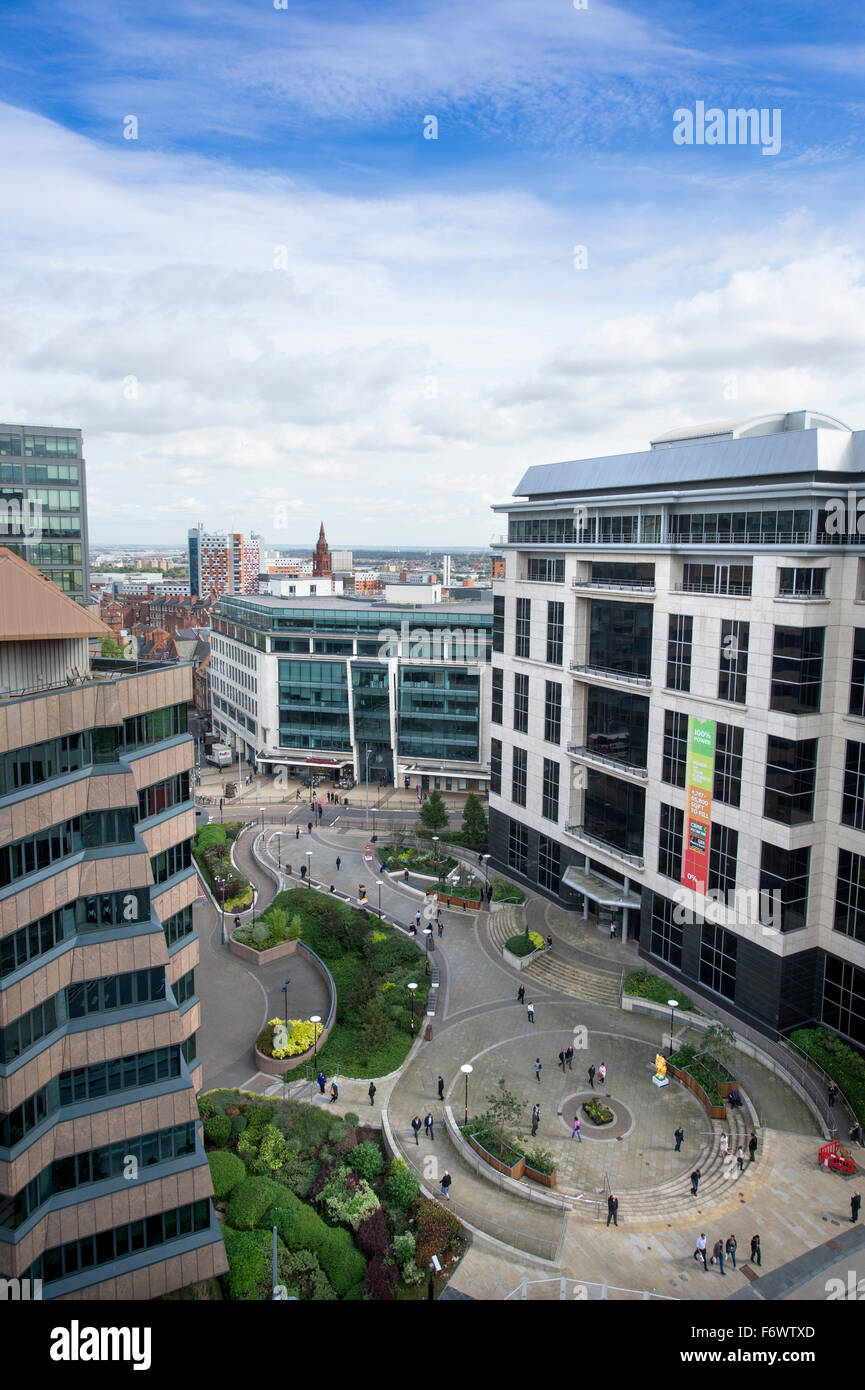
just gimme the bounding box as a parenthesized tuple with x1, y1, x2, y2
(505, 1276, 678, 1301)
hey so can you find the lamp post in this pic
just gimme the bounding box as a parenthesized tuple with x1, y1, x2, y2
(376, 879, 383, 919)
(310, 1014, 321, 1067)
(306, 849, 312, 888)
(407, 981, 418, 1035)
(424, 926, 433, 976)
(481, 853, 491, 886)
(365, 747, 372, 830)
(460, 1062, 473, 1128)
(282, 978, 291, 1024)
(432, 835, 439, 872)
(667, 998, 679, 1055)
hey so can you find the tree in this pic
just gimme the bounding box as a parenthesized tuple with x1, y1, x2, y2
(700, 1018, 737, 1070)
(419, 790, 449, 832)
(100, 634, 126, 658)
(483, 1077, 524, 1157)
(460, 793, 487, 847)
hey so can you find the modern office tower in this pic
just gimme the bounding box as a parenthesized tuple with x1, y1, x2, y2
(489, 410, 865, 1042)
(187, 526, 259, 603)
(0, 424, 90, 603)
(210, 595, 492, 792)
(0, 549, 225, 1299)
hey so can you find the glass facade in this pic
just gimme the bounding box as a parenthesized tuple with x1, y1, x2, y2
(588, 601, 653, 678)
(0, 428, 87, 599)
(398, 668, 480, 762)
(278, 660, 351, 750)
(770, 626, 825, 714)
(719, 621, 749, 704)
(584, 771, 645, 858)
(586, 687, 649, 768)
(760, 842, 810, 933)
(666, 615, 692, 692)
(764, 738, 817, 824)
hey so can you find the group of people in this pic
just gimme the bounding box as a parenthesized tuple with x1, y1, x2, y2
(688, 1131, 758, 1194)
(410, 1113, 437, 1142)
(693, 1232, 759, 1273)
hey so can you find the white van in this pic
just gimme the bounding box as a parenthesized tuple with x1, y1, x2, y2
(206, 744, 233, 768)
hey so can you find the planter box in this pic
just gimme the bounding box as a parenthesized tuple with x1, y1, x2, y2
(667, 1063, 727, 1120)
(433, 893, 482, 912)
(502, 945, 542, 972)
(468, 1134, 526, 1180)
(524, 1165, 558, 1188)
(230, 936, 299, 967)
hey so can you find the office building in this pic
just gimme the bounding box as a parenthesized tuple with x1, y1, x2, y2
(0, 424, 90, 604)
(489, 410, 865, 1042)
(0, 549, 225, 1298)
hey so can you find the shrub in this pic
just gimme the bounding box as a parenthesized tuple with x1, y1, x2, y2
(348, 1141, 384, 1181)
(492, 877, 525, 903)
(230, 1114, 247, 1137)
(316, 1168, 380, 1231)
(267, 1200, 324, 1252)
(363, 1252, 398, 1301)
(208, 1150, 247, 1201)
(392, 1231, 416, 1269)
(226, 1177, 289, 1230)
(624, 970, 693, 1010)
(523, 1147, 557, 1175)
(317, 1226, 367, 1296)
(281, 1248, 337, 1302)
(460, 793, 488, 847)
(204, 1115, 231, 1149)
(504, 934, 536, 958)
(355, 1206, 388, 1260)
(401, 1260, 426, 1286)
(195, 824, 228, 851)
(257, 1124, 289, 1173)
(382, 1159, 420, 1209)
(789, 1027, 865, 1123)
(225, 886, 254, 913)
(251, 923, 270, 946)
(222, 1226, 278, 1300)
(412, 1198, 463, 1268)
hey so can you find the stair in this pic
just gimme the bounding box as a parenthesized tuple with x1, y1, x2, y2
(487, 906, 621, 1006)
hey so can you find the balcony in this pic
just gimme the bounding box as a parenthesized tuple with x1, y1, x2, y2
(567, 745, 648, 780)
(563, 824, 645, 869)
(572, 579, 655, 597)
(570, 663, 651, 690)
(672, 582, 752, 598)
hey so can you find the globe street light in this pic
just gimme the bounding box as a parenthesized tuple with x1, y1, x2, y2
(306, 849, 313, 888)
(424, 926, 433, 976)
(407, 981, 418, 1035)
(310, 1014, 321, 1067)
(460, 1063, 473, 1128)
(365, 747, 372, 830)
(282, 978, 291, 1024)
(432, 836, 439, 871)
(376, 879, 383, 919)
(667, 998, 679, 1055)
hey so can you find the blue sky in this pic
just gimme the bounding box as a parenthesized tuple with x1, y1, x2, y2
(1, 0, 864, 543)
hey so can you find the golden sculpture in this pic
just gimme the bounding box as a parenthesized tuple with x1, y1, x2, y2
(654, 1053, 668, 1079)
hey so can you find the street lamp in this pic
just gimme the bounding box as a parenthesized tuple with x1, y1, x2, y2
(365, 747, 372, 830)
(376, 879, 383, 919)
(432, 835, 439, 871)
(407, 981, 418, 1035)
(282, 978, 291, 1024)
(460, 1062, 473, 1128)
(667, 998, 679, 1055)
(306, 849, 313, 888)
(481, 853, 491, 885)
(310, 1014, 321, 1066)
(424, 926, 433, 975)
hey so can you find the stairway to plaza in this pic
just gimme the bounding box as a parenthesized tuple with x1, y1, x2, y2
(486, 907, 622, 1006)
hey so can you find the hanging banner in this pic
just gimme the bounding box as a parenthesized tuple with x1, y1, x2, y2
(681, 717, 715, 896)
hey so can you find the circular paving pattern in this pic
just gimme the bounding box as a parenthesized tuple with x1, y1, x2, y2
(560, 1092, 635, 1142)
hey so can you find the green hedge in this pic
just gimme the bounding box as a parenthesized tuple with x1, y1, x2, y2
(208, 1150, 247, 1201)
(226, 1177, 289, 1231)
(789, 1027, 865, 1123)
(504, 934, 535, 958)
(204, 1115, 231, 1149)
(492, 877, 525, 903)
(222, 1226, 280, 1300)
(266, 1202, 366, 1295)
(625, 970, 693, 1011)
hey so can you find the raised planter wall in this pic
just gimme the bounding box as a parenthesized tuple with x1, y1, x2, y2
(524, 1164, 557, 1188)
(667, 1063, 727, 1121)
(468, 1134, 526, 1180)
(503, 945, 543, 972)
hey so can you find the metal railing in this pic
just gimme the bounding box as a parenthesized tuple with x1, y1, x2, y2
(563, 824, 645, 869)
(571, 579, 656, 593)
(672, 582, 752, 597)
(505, 1277, 678, 1301)
(566, 746, 648, 779)
(570, 663, 652, 689)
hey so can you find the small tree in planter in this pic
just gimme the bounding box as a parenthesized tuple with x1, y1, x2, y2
(483, 1077, 524, 1159)
(419, 791, 449, 833)
(461, 794, 488, 848)
(699, 1018, 737, 1071)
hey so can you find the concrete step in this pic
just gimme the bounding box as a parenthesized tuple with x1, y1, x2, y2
(524, 952, 621, 1006)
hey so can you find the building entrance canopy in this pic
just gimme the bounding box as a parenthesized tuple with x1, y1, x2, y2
(561, 865, 640, 909)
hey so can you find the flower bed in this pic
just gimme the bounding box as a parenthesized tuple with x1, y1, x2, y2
(193, 821, 253, 912)
(789, 1026, 865, 1123)
(582, 1099, 614, 1125)
(668, 1044, 734, 1108)
(380, 846, 458, 876)
(492, 877, 526, 904)
(257, 1018, 318, 1060)
(624, 970, 693, 1011)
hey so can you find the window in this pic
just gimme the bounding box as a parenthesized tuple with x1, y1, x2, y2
(491, 668, 503, 725)
(544, 681, 562, 745)
(538, 835, 560, 892)
(834, 850, 865, 942)
(662, 711, 688, 788)
(666, 615, 692, 692)
(23, 434, 78, 458)
(138, 772, 191, 820)
(823, 956, 865, 1048)
(597, 514, 638, 542)
(658, 803, 684, 880)
(122, 704, 188, 748)
(713, 723, 743, 808)
(778, 567, 826, 597)
(718, 620, 749, 704)
(843, 742, 865, 831)
(682, 562, 752, 596)
(546, 601, 564, 664)
(493, 596, 504, 653)
(163, 906, 194, 949)
(670, 508, 811, 545)
(508, 517, 577, 545)
(708, 822, 738, 894)
(584, 772, 645, 858)
(508, 820, 528, 875)
(0, 812, 136, 889)
(586, 688, 649, 769)
(589, 601, 653, 678)
(513, 673, 529, 734)
(173, 969, 195, 1007)
(850, 630, 865, 718)
(542, 759, 560, 822)
(760, 843, 810, 933)
(590, 561, 655, 588)
(764, 738, 817, 824)
(770, 627, 824, 714)
(512, 747, 527, 807)
(490, 738, 502, 796)
(24, 1201, 211, 1287)
(699, 924, 737, 1000)
(527, 555, 564, 583)
(515, 598, 531, 658)
(650, 894, 683, 968)
(150, 841, 193, 885)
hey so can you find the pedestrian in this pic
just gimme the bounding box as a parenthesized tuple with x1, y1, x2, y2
(720, 1132, 729, 1156)
(411, 1115, 421, 1145)
(308, 821, 313, 834)
(691, 1168, 701, 1195)
(440, 1170, 452, 1200)
(336, 855, 341, 871)
(558, 1049, 566, 1072)
(534, 1057, 542, 1083)
(748, 1131, 758, 1163)
(415, 910, 421, 932)
(736, 1146, 745, 1172)
(437, 1075, 444, 1100)
(852, 1192, 862, 1223)
(750, 1234, 761, 1266)
(527, 1001, 535, 1024)
(437, 918, 443, 938)
(486, 882, 493, 904)
(329, 1080, 338, 1104)
(607, 1193, 618, 1227)
(300, 865, 307, 881)
(694, 1232, 707, 1270)
(851, 1123, 862, 1145)
(598, 1063, 606, 1086)
(368, 1082, 376, 1108)
(711, 1237, 726, 1275)
(674, 1126, 684, 1152)
(587, 1064, 596, 1089)
(828, 1083, 838, 1108)
(403, 866, 410, 882)
(296, 788, 301, 800)
(296, 825, 300, 839)
(517, 984, 525, 1005)
(726, 1234, 737, 1269)
(609, 920, 616, 939)
(317, 1070, 326, 1094)
(531, 1104, 540, 1137)
(234, 915, 241, 931)
(565, 1045, 574, 1071)
(546, 935, 553, 953)
(424, 1112, 435, 1140)
(572, 1115, 582, 1142)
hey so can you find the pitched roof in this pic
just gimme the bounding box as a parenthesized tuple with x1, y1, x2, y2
(0, 548, 110, 642)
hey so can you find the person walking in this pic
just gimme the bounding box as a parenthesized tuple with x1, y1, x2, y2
(750, 1234, 761, 1266)
(368, 1082, 376, 1108)
(720, 1132, 729, 1156)
(674, 1126, 684, 1152)
(694, 1232, 708, 1270)
(234, 916, 241, 932)
(486, 882, 493, 905)
(606, 1194, 618, 1227)
(531, 1104, 540, 1137)
(748, 1131, 758, 1163)
(598, 1063, 607, 1086)
(534, 1058, 542, 1084)
(546, 936, 553, 953)
(437, 915, 444, 938)
(828, 1083, 838, 1108)
(440, 1171, 452, 1200)
(411, 1115, 422, 1145)
(437, 1075, 445, 1101)
(336, 855, 341, 872)
(414, 910, 421, 933)
(852, 1191, 862, 1223)
(691, 1168, 701, 1196)
(558, 1049, 567, 1072)
(587, 1064, 596, 1089)
(726, 1233, 738, 1269)
(317, 1070, 326, 1095)
(736, 1146, 745, 1172)
(329, 1080, 338, 1105)
(572, 1115, 582, 1142)
(424, 1113, 435, 1141)
(404, 867, 410, 883)
(565, 1045, 574, 1071)
(296, 825, 300, 839)
(307, 821, 313, 834)
(517, 984, 525, 1005)
(527, 1001, 535, 1024)
(711, 1237, 726, 1275)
